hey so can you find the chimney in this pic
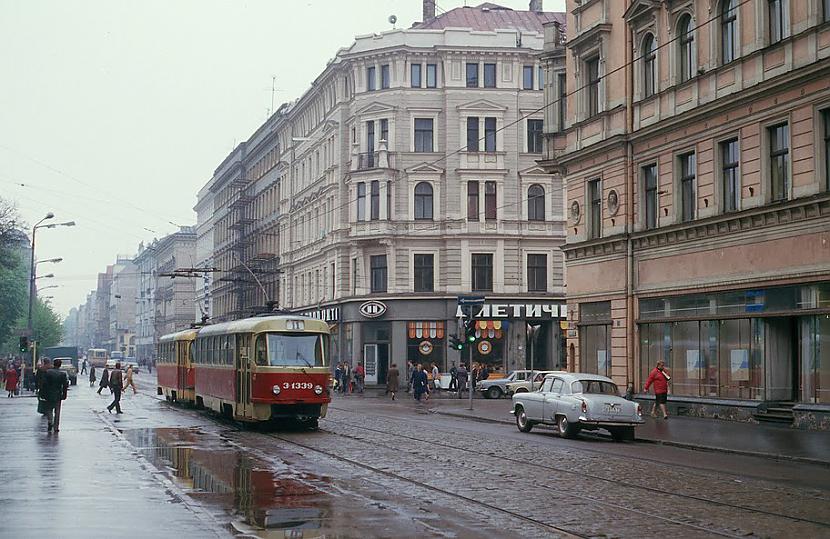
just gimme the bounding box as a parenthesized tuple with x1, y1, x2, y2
(529, 0, 543, 12)
(423, 0, 436, 22)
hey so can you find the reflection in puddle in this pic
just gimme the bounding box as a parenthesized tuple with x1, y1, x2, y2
(126, 428, 332, 537)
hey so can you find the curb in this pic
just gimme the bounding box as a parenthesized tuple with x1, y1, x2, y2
(430, 409, 830, 467)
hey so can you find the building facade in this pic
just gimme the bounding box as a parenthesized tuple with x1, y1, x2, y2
(201, 1, 569, 383)
(134, 241, 158, 364)
(153, 227, 199, 339)
(108, 257, 137, 356)
(542, 0, 830, 426)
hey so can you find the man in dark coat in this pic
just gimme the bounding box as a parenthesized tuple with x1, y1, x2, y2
(412, 363, 429, 402)
(107, 363, 123, 414)
(42, 358, 69, 433)
(97, 366, 109, 394)
(386, 363, 400, 400)
(456, 364, 468, 399)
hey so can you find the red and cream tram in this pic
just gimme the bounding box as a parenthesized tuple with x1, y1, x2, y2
(159, 315, 332, 426)
(156, 328, 198, 403)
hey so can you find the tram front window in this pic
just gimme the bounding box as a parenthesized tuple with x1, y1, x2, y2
(256, 333, 325, 367)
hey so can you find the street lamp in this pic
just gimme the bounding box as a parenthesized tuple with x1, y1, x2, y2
(38, 285, 59, 292)
(36, 257, 63, 265)
(35, 273, 55, 280)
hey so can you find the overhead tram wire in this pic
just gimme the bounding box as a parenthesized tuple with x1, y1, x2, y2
(277, 0, 753, 241)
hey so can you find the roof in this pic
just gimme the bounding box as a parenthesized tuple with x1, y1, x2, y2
(544, 372, 616, 383)
(414, 3, 565, 34)
(197, 315, 330, 337)
(159, 328, 199, 342)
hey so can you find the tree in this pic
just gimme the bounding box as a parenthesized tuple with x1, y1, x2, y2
(31, 298, 63, 348)
(0, 197, 28, 352)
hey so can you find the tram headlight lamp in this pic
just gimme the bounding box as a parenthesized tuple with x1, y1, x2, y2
(313, 384, 323, 395)
(272, 385, 282, 395)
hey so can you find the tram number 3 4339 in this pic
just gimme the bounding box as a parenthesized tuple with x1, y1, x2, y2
(283, 382, 315, 390)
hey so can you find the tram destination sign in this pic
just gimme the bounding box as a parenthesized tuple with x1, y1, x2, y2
(455, 302, 565, 320)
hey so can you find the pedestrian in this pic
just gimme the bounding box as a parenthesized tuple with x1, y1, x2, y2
(408, 361, 418, 394)
(35, 359, 52, 397)
(448, 362, 458, 393)
(644, 360, 671, 419)
(89, 364, 97, 387)
(480, 363, 490, 381)
(342, 363, 352, 395)
(334, 363, 343, 393)
(431, 362, 440, 391)
(354, 362, 365, 394)
(147, 360, 152, 374)
(107, 362, 124, 414)
(124, 365, 137, 394)
(456, 363, 468, 399)
(4, 364, 19, 398)
(386, 363, 400, 400)
(80, 359, 87, 375)
(97, 366, 110, 395)
(412, 363, 429, 402)
(42, 358, 69, 433)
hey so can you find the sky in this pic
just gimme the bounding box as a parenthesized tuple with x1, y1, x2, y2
(0, 0, 566, 318)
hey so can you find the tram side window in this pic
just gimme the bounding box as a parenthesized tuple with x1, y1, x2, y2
(255, 334, 268, 366)
(227, 334, 236, 365)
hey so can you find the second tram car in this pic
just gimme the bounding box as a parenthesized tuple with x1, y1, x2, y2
(87, 348, 109, 368)
(157, 328, 198, 403)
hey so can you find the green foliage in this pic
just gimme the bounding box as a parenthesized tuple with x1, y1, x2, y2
(0, 246, 28, 353)
(31, 298, 63, 348)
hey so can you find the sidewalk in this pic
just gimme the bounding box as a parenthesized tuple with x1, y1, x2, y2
(417, 396, 830, 466)
(0, 384, 227, 538)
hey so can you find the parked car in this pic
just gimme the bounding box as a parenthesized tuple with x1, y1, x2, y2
(477, 370, 533, 399)
(505, 370, 560, 395)
(56, 358, 77, 386)
(512, 373, 643, 441)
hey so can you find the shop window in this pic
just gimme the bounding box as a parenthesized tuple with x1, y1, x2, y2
(678, 15, 694, 83)
(370, 255, 387, 293)
(580, 323, 611, 378)
(528, 184, 545, 221)
(527, 254, 547, 292)
(407, 322, 445, 367)
(801, 315, 830, 404)
(413, 254, 434, 292)
(471, 253, 493, 292)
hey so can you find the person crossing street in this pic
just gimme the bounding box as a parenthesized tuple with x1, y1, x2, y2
(107, 363, 124, 414)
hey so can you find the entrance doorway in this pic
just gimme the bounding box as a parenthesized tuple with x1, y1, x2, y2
(363, 343, 389, 385)
(765, 317, 799, 402)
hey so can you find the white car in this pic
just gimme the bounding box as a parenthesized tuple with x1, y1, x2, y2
(476, 370, 533, 399)
(505, 370, 561, 395)
(512, 373, 644, 441)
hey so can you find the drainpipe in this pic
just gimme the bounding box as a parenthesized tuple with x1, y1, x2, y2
(625, 4, 636, 389)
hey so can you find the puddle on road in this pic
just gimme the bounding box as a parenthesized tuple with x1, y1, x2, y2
(120, 428, 380, 538)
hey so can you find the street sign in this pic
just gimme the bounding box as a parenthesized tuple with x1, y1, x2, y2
(457, 295, 486, 305)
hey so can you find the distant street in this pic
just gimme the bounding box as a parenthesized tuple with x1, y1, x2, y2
(3, 375, 829, 539)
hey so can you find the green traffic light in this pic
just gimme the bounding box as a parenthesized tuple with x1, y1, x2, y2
(467, 335, 476, 343)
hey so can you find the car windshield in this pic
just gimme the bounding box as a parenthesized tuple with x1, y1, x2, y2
(258, 332, 325, 367)
(572, 380, 619, 395)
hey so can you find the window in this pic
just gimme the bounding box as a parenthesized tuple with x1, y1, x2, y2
(484, 117, 496, 152)
(527, 254, 547, 292)
(679, 152, 696, 222)
(380, 118, 388, 142)
(366, 120, 375, 153)
(466, 117, 479, 152)
(381, 64, 390, 89)
(642, 33, 656, 98)
(522, 184, 545, 224)
(768, 0, 783, 44)
(678, 15, 694, 83)
(826, 0, 830, 21)
(527, 119, 543, 153)
(370, 180, 380, 220)
(586, 57, 600, 116)
(471, 254, 493, 292)
(588, 179, 602, 239)
(769, 123, 789, 201)
(557, 73, 567, 130)
(387, 180, 392, 219)
(367, 66, 376, 91)
(467, 181, 479, 221)
(426, 64, 437, 88)
(356, 182, 366, 221)
(824, 110, 830, 190)
(411, 63, 422, 88)
(466, 63, 479, 88)
(414, 182, 433, 220)
(414, 118, 434, 152)
(484, 63, 496, 88)
(722, 0, 737, 64)
(370, 255, 387, 293)
(414, 254, 434, 292)
(538, 65, 544, 89)
(523, 65, 534, 90)
(643, 165, 658, 229)
(351, 257, 358, 294)
(721, 139, 740, 212)
(485, 181, 497, 220)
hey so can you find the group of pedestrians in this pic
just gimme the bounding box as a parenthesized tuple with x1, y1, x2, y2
(93, 362, 137, 414)
(333, 362, 365, 394)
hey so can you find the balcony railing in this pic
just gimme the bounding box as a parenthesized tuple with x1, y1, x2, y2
(357, 152, 377, 170)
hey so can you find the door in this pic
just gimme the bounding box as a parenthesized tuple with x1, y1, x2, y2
(377, 343, 389, 385)
(765, 317, 796, 401)
(543, 377, 564, 422)
(364, 344, 378, 384)
(239, 334, 255, 419)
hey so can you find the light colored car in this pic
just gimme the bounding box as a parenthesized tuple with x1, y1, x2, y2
(512, 373, 643, 441)
(505, 370, 560, 395)
(56, 358, 77, 386)
(477, 370, 533, 399)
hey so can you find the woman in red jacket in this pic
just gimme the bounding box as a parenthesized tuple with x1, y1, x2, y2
(5, 366, 19, 398)
(644, 360, 671, 419)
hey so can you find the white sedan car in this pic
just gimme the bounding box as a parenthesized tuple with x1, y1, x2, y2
(512, 373, 643, 441)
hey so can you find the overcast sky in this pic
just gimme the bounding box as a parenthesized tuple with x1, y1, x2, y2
(0, 0, 565, 318)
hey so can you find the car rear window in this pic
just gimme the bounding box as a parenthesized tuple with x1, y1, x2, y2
(572, 380, 618, 395)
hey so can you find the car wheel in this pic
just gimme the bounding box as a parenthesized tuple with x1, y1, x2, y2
(557, 415, 579, 439)
(487, 386, 502, 399)
(515, 406, 533, 433)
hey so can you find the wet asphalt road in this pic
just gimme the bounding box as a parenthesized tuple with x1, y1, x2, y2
(25, 375, 830, 539)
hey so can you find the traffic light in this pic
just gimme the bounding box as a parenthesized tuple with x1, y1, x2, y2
(19, 336, 28, 353)
(449, 335, 464, 351)
(464, 318, 477, 343)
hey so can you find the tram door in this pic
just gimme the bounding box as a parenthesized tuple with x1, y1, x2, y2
(177, 342, 188, 390)
(237, 334, 253, 419)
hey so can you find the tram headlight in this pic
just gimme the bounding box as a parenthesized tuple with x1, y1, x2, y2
(313, 384, 323, 395)
(272, 385, 282, 395)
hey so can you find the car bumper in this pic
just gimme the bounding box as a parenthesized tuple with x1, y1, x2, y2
(578, 417, 644, 427)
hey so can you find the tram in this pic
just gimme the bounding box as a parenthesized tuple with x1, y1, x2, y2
(87, 348, 109, 368)
(156, 328, 198, 403)
(157, 315, 332, 427)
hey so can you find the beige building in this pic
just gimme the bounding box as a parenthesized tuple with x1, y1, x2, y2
(200, 1, 569, 382)
(542, 0, 830, 427)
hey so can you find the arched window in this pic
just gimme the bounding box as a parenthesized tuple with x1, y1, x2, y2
(678, 15, 694, 83)
(642, 33, 656, 98)
(528, 184, 545, 221)
(721, 0, 737, 64)
(414, 182, 433, 220)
